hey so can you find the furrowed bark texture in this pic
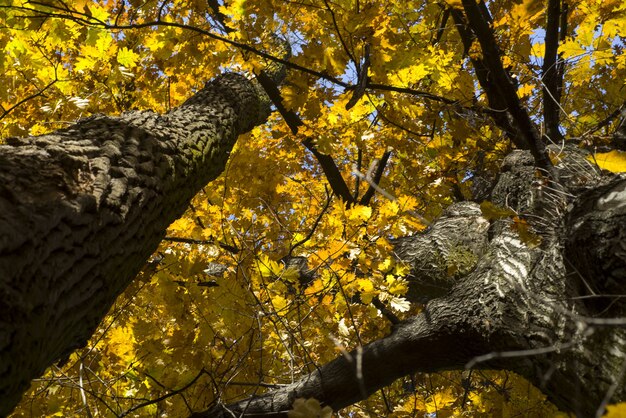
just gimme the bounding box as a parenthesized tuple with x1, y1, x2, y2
(0, 73, 271, 416)
(201, 147, 626, 418)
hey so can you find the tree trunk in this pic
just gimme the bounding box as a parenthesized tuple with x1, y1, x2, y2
(198, 148, 626, 418)
(0, 73, 271, 416)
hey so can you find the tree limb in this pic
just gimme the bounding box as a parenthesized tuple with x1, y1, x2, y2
(459, 0, 553, 175)
(359, 148, 391, 206)
(542, 0, 565, 143)
(254, 71, 355, 204)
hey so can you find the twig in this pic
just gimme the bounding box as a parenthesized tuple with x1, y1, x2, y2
(352, 168, 430, 226)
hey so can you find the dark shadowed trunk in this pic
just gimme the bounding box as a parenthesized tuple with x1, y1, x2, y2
(0, 73, 272, 416)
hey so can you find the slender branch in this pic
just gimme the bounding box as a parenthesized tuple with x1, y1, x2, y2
(0, 77, 57, 121)
(322, 0, 358, 70)
(288, 189, 333, 256)
(580, 101, 626, 138)
(465, 341, 577, 370)
(359, 148, 392, 206)
(367, 82, 457, 104)
(352, 169, 430, 226)
(354, 147, 362, 199)
(163, 237, 240, 254)
(542, 0, 564, 143)
(120, 369, 208, 417)
(371, 102, 432, 139)
(371, 297, 400, 325)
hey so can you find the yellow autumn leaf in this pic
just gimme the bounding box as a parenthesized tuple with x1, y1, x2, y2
(378, 257, 394, 273)
(480, 201, 516, 221)
(288, 398, 332, 418)
(84, 2, 110, 23)
(281, 266, 301, 283)
(393, 262, 410, 277)
(397, 195, 418, 211)
(443, 0, 463, 8)
(105, 326, 136, 363)
(389, 296, 410, 312)
(517, 83, 534, 98)
(425, 388, 456, 413)
(346, 205, 372, 223)
(271, 294, 288, 314)
(386, 275, 408, 295)
(257, 255, 282, 278)
(603, 402, 626, 418)
(117, 46, 140, 68)
(169, 217, 196, 234)
(587, 150, 626, 173)
(357, 278, 377, 304)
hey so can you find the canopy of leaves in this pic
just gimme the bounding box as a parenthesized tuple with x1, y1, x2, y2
(1, 0, 625, 416)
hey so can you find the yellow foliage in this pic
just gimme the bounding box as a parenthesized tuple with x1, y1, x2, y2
(588, 150, 626, 173)
(117, 46, 140, 68)
(604, 403, 626, 418)
(288, 398, 333, 418)
(104, 326, 136, 364)
(480, 201, 517, 221)
(346, 205, 373, 223)
(257, 254, 283, 279)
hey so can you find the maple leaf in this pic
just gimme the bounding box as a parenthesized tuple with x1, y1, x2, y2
(588, 150, 626, 173)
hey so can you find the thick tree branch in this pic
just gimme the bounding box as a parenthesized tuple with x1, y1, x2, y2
(450, 8, 523, 146)
(206, 0, 231, 33)
(460, 0, 553, 175)
(565, 176, 626, 314)
(346, 43, 370, 110)
(255, 71, 355, 203)
(556, 2, 569, 100)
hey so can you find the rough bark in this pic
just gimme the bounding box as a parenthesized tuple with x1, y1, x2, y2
(0, 73, 272, 416)
(199, 147, 626, 418)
